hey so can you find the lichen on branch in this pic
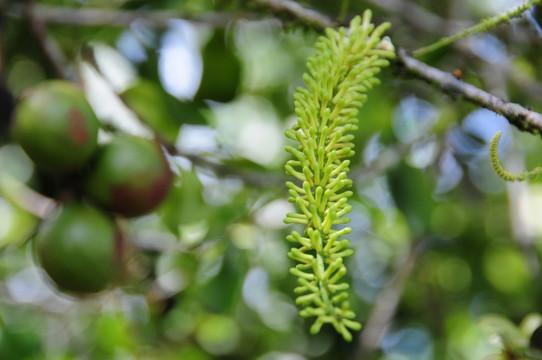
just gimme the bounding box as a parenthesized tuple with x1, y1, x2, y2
(283, 10, 395, 341)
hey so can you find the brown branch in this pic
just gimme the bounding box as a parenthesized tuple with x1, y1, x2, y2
(395, 48, 542, 136)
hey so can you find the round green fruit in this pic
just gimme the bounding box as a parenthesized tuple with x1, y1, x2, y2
(36, 203, 121, 293)
(12, 80, 99, 171)
(85, 136, 173, 217)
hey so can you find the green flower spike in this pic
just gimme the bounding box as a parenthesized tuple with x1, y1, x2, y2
(490, 131, 542, 181)
(283, 10, 395, 341)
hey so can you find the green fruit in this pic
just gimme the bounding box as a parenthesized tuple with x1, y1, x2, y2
(36, 203, 120, 293)
(12, 80, 99, 171)
(85, 136, 173, 217)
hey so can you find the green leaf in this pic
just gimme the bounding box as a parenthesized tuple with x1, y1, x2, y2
(158, 168, 211, 236)
(195, 29, 242, 103)
(122, 80, 207, 143)
(478, 314, 523, 344)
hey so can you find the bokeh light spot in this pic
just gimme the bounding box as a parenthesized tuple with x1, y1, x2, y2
(483, 245, 530, 294)
(437, 258, 472, 293)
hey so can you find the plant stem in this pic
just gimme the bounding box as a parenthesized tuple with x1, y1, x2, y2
(412, 0, 542, 57)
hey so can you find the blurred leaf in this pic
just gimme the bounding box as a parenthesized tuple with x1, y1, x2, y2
(158, 168, 211, 235)
(221, 157, 275, 173)
(175, 344, 212, 360)
(178, 0, 215, 14)
(94, 312, 135, 357)
(195, 314, 241, 356)
(478, 314, 522, 344)
(521, 313, 542, 338)
(372, 208, 412, 256)
(122, 80, 207, 143)
(388, 162, 437, 236)
(195, 246, 246, 312)
(0, 196, 38, 249)
(195, 29, 241, 103)
(482, 245, 530, 295)
(0, 317, 42, 360)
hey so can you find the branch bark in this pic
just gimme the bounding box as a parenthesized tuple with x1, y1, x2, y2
(395, 48, 542, 136)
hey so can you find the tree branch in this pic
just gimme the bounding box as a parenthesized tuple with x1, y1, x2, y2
(395, 48, 542, 136)
(9, 3, 257, 28)
(248, 0, 542, 137)
(250, 0, 335, 28)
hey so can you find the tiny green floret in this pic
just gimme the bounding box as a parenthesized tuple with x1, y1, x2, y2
(283, 10, 394, 341)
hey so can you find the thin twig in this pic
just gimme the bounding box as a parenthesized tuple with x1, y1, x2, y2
(251, 0, 335, 28)
(455, 41, 542, 99)
(22, 0, 75, 81)
(396, 48, 542, 136)
(16, 4, 255, 28)
(412, 0, 541, 57)
(356, 242, 424, 357)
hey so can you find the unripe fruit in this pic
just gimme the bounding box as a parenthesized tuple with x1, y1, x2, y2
(12, 81, 99, 171)
(85, 136, 173, 217)
(36, 203, 121, 293)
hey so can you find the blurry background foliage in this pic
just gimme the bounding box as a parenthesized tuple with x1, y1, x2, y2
(1, 0, 542, 359)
